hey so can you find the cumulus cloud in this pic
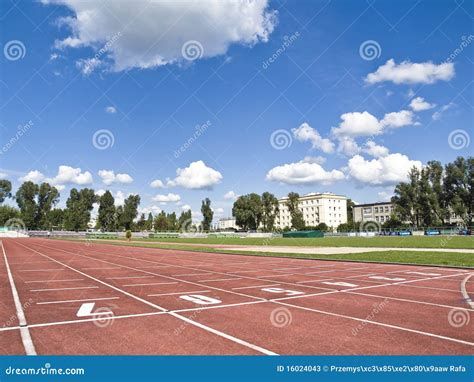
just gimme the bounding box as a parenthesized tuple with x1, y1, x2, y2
(114, 190, 126, 206)
(223, 191, 238, 200)
(380, 110, 416, 128)
(48, 165, 93, 186)
(432, 102, 456, 120)
(266, 160, 345, 185)
(105, 106, 117, 114)
(167, 161, 222, 189)
(409, 97, 436, 112)
(150, 179, 165, 188)
(19, 170, 45, 183)
(45, 0, 277, 72)
(337, 137, 361, 156)
(302, 156, 326, 165)
(365, 59, 455, 85)
(152, 193, 181, 203)
(347, 153, 422, 186)
(140, 205, 162, 215)
(181, 204, 192, 211)
(98, 170, 133, 185)
(363, 141, 389, 158)
(292, 122, 335, 153)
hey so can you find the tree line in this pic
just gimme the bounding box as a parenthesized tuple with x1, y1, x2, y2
(0, 179, 216, 232)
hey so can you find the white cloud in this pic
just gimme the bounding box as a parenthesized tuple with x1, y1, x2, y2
(365, 59, 455, 85)
(48, 165, 93, 186)
(19, 170, 45, 183)
(150, 179, 165, 188)
(54, 185, 66, 191)
(140, 205, 162, 215)
(0, 172, 7, 178)
(213, 207, 224, 216)
(302, 156, 326, 165)
(266, 160, 345, 185)
(347, 153, 422, 186)
(181, 204, 192, 211)
(96, 189, 106, 197)
(363, 141, 389, 158)
(432, 102, 456, 120)
(331, 111, 382, 138)
(409, 97, 435, 112)
(337, 137, 361, 156)
(114, 190, 126, 206)
(75, 57, 103, 76)
(167, 161, 222, 189)
(47, 0, 277, 72)
(377, 191, 392, 202)
(152, 193, 181, 203)
(380, 110, 416, 129)
(98, 170, 133, 185)
(105, 106, 117, 114)
(223, 191, 237, 200)
(292, 122, 335, 153)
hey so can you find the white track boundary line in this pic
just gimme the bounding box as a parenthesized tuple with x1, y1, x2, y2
(461, 273, 474, 308)
(124, 282, 178, 287)
(273, 300, 474, 347)
(31, 286, 99, 292)
(25, 279, 85, 284)
(15, 241, 277, 355)
(148, 290, 210, 297)
(37, 297, 119, 305)
(1, 241, 37, 355)
(232, 284, 281, 290)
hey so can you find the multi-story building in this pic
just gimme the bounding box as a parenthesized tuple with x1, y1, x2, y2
(353, 202, 394, 225)
(275, 192, 347, 230)
(217, 217, 240, 231)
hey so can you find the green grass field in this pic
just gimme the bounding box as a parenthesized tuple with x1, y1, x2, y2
(74, 239, 474, 268)
(109, 235, 474, 249)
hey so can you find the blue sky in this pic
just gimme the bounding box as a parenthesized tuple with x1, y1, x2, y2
(0, 0, 472, 222)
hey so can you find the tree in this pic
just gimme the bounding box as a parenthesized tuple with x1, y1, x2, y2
(97, 191, 116, 231)
(145, 212, 154, 230)
(64, 188, 97, 231)
(392, 167, 420, 227)
(154, 211, 169, 231)
(37, 183, 60, 229)
(167, 212, 177, 231)
(232, 193, 262, 231)
(261, 192, 279, 232)
(178, 209, 192, 231)
(0, 205, 20, 226)
(315, 222, 328, 232)
(444, 157, 474, 226)
(346, 199, 356, 226)
(136, 213, 147, 231)
(121, 195, 140, 230)
(46, 208, 65, 230)
(287, 192, 305, 230)
(15, 181, 39, 229)
(201, 198, 213, 231)
(0, 179, 12, 204)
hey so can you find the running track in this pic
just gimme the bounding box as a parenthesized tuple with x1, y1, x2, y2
(1, 238, 473, 355)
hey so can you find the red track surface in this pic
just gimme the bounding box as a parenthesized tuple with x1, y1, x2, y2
(0, 238, 472, 355)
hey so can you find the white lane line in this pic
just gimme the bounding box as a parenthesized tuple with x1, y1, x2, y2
(37, 297, 119, 305)
(25, 278, 85, 284)
(123, 282, 178, 287)
(30, 286, 99, 292)
(15, 242, 168, 312)
(136, 265, 172, 269)
(172, 272, 213, 277)
(19, 268, 65, 272)
(345, 291, 474, 311)
(232, 284, 281, 290)
(461, 273, 474, 309)
(82, 267, 122, 270)
(105, 275, 155, 280)
(274, 300, 474, 347)
(168, 311, 278, 355)
(148, 290, 210, 297)
(258, 274, 295, 278)
(198, 277, 242, 283)
(1, 241, 36, 355)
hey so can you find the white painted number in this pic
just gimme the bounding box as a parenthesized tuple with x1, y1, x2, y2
(321, 281, 358, 287)
(261, 287, 304, 296)
(179, 294, 222, 305)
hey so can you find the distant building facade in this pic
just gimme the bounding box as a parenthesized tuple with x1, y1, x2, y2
(218, 217, 240, 231)
(353, 202, 394, 225)
(275, 192, 348, 230)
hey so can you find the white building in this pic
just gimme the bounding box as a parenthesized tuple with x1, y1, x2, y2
(353, 202, 394, 224)
(275, 192, 347, 230)
(218, 217, 240, 231)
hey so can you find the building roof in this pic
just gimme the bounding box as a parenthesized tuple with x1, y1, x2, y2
(354, 201, 393, 207)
